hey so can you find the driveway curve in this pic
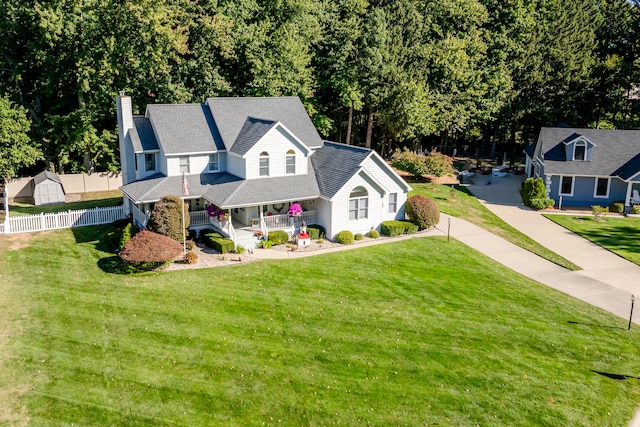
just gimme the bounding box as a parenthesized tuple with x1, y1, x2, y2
(460, 174, 640, 322)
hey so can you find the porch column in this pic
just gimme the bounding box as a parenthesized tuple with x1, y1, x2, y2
(626, 181, 633, 207)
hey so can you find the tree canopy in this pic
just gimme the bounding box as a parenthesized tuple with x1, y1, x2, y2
(1, 0, 638, 176)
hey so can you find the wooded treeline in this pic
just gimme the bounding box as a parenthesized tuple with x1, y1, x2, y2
(0, 0, 639, 177)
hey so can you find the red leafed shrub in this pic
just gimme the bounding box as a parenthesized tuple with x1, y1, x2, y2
(119, 230, 183, 270)
(406, 194, 440, 230)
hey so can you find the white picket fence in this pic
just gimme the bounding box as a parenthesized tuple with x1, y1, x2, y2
(1, 206, 126, 234)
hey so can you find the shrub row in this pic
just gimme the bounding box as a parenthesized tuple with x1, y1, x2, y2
(380, 220, 419, 236)
(610, 201, 624, 214)
(522, 177, 554, 210)
(203, 232, 234, 254)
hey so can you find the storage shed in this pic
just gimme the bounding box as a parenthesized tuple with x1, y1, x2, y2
(33, 171, 65, 205)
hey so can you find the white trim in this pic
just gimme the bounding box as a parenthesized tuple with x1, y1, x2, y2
(593, 177, 610, 198)
(572, 140, 587, 161)
(559, 175, 574, 196)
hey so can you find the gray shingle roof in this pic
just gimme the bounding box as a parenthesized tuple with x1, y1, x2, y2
(206, 97, 323, 151)
(146, 104, 224, 154)
(34, 171, 61, 185)
(120, 170, 320, 208)
(311, 142, 372, 199)
(535, 127, 640, 178)
(230, 117, 278, 156)
(131, 116, 158, 152)
(120, 173, 243, 204)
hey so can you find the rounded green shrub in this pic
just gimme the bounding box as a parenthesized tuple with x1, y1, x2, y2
(367, 229, 380, 239)
(268, 230, 289, 245)
(632, 205, 640, 215)
(354, 233, 364, 241)
(335, 230, 354, 245)
(405, 194, 440, 230)
(610, 201, 624, 214)
(118, 222, 135, 251)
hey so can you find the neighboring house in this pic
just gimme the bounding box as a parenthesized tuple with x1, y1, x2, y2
(116, 93, 411, 244)
(524, 127, 640, 208)
(33, 171, 65, 205)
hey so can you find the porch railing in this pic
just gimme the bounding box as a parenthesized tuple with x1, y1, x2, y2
(189, 210, 210, 226)
(263, 210, 317, 230)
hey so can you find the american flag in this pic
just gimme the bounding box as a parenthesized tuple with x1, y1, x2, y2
(182, 173, 189, 197)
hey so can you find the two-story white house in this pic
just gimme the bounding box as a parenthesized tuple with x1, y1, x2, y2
(116, 92, 411, 244)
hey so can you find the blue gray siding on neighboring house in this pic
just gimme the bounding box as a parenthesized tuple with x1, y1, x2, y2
(549, 176, 628, 207)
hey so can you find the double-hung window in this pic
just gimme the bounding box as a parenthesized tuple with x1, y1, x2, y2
(259, 152, 269, 176)
(594, 177, 609, 198)
(145, 153, 156, 172)
(286, 150, 295, 174)
(179, 156, 190, 174)
(349, 187, 369, 220)
(389, 193, 397, 213)
(208, 153, 219, 172)
(560, 176, 573, 196)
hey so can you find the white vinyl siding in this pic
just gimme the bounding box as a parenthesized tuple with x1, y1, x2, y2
(244, 126, 309, 179)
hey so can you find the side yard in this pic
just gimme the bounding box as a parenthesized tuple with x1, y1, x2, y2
(544, 214, 640, 266)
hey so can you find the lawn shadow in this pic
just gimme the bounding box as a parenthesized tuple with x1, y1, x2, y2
(593, 370, 640, 381)
(567, 320, 626, 330)
(97, 256, 138, 274)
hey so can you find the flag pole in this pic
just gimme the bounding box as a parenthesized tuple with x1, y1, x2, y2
(181, 173, 189, 256)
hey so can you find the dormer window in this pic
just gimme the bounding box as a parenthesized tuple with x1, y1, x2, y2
(259, 152, 269, 176)
(286, 150, 295, 174)
(574, 141, 586, 161)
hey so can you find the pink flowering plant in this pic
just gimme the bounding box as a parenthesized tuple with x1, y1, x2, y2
(206, 204, 229, 221)
(287, 203, 302, 216)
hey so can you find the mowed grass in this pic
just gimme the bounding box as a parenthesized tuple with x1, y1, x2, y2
(9, 190, 123, 216)
(410, 183, 581, 270)
(1, 226, 639, 426)
(544, 214, 640, 266)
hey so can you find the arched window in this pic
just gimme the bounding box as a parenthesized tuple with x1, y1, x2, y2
(286, 149, 296, 174)
(259, 152, 269, 176)
(349, 186, 368, 220)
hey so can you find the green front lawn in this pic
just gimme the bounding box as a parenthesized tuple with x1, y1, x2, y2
(410, 183, 581, 270)
(1, 225, 637, 426)
(544, 214, 640, 266)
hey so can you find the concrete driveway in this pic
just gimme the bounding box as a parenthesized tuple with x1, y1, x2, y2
(463, 173, 640, 322)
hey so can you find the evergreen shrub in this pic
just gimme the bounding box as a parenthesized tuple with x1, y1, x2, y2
(335, 230, 354, 245)
(609, 201, 625, 214)
(307, 225, 326, 240)
(146, 195, 190, 242)
(367, 229, 380, 238)
(268, 230, 289, 245)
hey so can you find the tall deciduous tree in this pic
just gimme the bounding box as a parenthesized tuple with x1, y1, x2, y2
(0, 96, 41, 179)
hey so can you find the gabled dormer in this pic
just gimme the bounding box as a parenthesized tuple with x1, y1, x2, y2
(226, 117, 312, 179)
(563, 133, 595, 162)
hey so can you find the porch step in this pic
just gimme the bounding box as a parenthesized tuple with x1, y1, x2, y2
(234, 228, 260, 250)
